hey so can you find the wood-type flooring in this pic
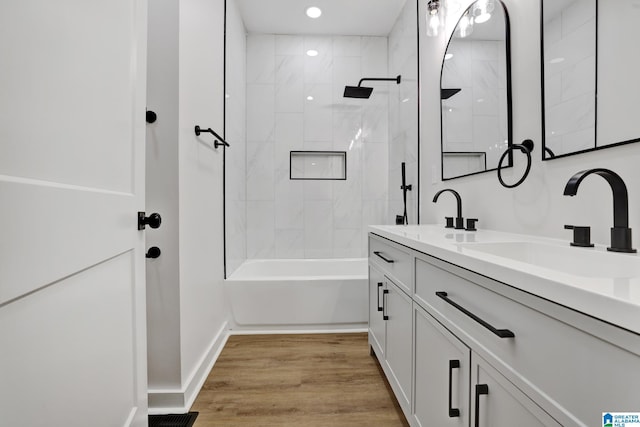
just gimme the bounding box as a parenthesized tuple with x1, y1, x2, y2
(191, 333, 410, 426)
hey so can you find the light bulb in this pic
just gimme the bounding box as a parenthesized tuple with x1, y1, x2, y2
(306, 7, 322, 19)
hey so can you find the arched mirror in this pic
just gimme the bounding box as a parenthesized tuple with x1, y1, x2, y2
(440, 0, 512, 180)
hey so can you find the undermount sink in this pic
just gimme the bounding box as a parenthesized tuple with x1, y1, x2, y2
(456, 241, 640, 279)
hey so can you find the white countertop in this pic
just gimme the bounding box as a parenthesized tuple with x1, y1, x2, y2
(369, 224, 640, 335)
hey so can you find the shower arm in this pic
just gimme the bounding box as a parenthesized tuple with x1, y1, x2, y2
(357, 75, 401, 87)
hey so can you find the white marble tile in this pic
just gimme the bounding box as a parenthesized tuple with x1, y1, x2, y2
(441, 42, 472, 87)
(471, 85, 499, 116)
(361, 37, 388, 76)
(275, 113, 303, 170)
(332, 112, 362, 149)
(546, 91, 595, 137)
(246, 84, 275, 142)
(275, 55, 304, 113)
(362, 142, 389, 201)
(333, 229, 362, 258)
(333, 36, 361, 56)
(304, 201, 333, 258)
(362, 104, 389, 143)
(472, 60, 500, 90)
(544, 15, 561, 46)
(561, 126, 595, 154)
(544, 73, 562, 107)
(275, 229, 305, 258)
(275, 198, 304, 229)
(247, 201, 275, 259)
(276, 35, 303, 56)
(246, 142, 274, 201)
(332, 180, 362, 230)
(304, 36, 333, 85)
(442, 89, 473, 144)
(246, 35, 275, 84)
(304, 84, 333, 142)
(303, 179, 333, 201)
(561, 54, 595, 101)
(471, 40, 499, 61)
(561, 0, 596, 38)
(275, 167, 303, 201)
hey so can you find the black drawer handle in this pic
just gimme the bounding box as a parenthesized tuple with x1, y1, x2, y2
(448, 360, 460, 417)
(374, 251, 395, 263)
(474, 384, 489, 427)
(382, 289, 389, 320)
(377, 282, 383, 311)
(436, 291, 515, 338)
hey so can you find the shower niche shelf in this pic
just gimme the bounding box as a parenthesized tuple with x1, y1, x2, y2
(289, 151, 347, 180)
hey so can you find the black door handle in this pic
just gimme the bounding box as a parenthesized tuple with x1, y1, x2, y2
(146, 247, 161, 259)
(373, 251, 395, 263)
(436, 291, 515, 338)
(138, 212, 162, 230)
(448, 360, 461, 417)
(377, 282, 383, 311)
(382, 289, 390, 320)
(474, 384, 489, 427)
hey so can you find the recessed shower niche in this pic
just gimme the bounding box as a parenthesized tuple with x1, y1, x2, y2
(224, 0, 420, 276)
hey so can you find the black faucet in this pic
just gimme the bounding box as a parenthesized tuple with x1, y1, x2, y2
(563, 168, 636, 253)
(433, 189, 464, 229)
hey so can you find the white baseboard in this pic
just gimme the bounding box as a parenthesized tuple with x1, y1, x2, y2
(148, 321, 229, 414)
(229, 326, 368, 335)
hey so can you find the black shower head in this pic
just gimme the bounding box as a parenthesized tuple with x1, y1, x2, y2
(343, 85, 374, 99)
(343, 75, 401, 99)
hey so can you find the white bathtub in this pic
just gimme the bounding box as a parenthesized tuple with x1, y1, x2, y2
(224, 258, 368, 331)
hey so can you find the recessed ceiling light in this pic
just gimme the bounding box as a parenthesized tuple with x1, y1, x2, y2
(550, 57, 565, 64)
(307, 96, 314, 101)
(306, 49, 319, 57)
(474, 13, 491, 23)
(306, 6, 322, 18)
(445, 53, 453, 60)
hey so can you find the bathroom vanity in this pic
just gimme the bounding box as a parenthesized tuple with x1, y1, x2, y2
(368, 225, 640, 427)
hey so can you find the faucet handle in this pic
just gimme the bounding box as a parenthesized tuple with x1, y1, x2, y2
(445, 217, 454, 228)
(465, 218, 478, 231)
(564, 225, 594, 248)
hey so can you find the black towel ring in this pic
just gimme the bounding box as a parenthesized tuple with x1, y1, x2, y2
(497, 139, 534, 188)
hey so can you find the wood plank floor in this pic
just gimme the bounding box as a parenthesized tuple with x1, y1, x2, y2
(191, 333, 410, 427)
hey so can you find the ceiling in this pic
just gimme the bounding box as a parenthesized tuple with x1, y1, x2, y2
(234, 0, 408, 36)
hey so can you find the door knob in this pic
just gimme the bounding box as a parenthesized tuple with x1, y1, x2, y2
(146, 246, 161, 259)
(138, 212, 162, 230)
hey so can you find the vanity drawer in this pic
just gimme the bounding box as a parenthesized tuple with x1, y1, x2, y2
(369, 235, 413, 295)
(415, 254, 640, 427)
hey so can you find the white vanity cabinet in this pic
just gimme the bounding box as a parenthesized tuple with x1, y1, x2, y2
(413, 304, 560, 427)
(369, 231, 640, 427)
(368, 238, 413, 416)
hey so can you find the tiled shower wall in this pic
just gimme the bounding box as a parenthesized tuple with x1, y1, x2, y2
(388, 0, 419, 224)
(245, 34, 390, 260)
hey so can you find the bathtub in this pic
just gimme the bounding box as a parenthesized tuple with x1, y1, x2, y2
(224, 258, 368, 331)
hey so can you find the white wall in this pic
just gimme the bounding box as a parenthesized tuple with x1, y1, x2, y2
(243, 34, 390, 260)
(422, 0, 640, 248)
(146, 0, 229, 413)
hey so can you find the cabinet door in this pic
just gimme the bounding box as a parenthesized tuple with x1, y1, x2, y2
(414, 304, 470, 427)
(472, 354, 562, 427)
(369, 266, 386, 357)
(385, 278, 413, 414)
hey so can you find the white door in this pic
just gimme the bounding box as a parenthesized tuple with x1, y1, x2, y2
(0, 1, 148, 426)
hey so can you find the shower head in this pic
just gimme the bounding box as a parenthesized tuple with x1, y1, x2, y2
(343, 85, 374, 98)
(343, 75, 401, 99)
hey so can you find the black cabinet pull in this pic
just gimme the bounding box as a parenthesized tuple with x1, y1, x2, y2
(374, 251, 395, 263)
(436, 292, 515, 338)
(377, 282, 383, 311)
(474, 384, 489, 427)
(382, 289, 390, 320)
(448, 360, 461, 417)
